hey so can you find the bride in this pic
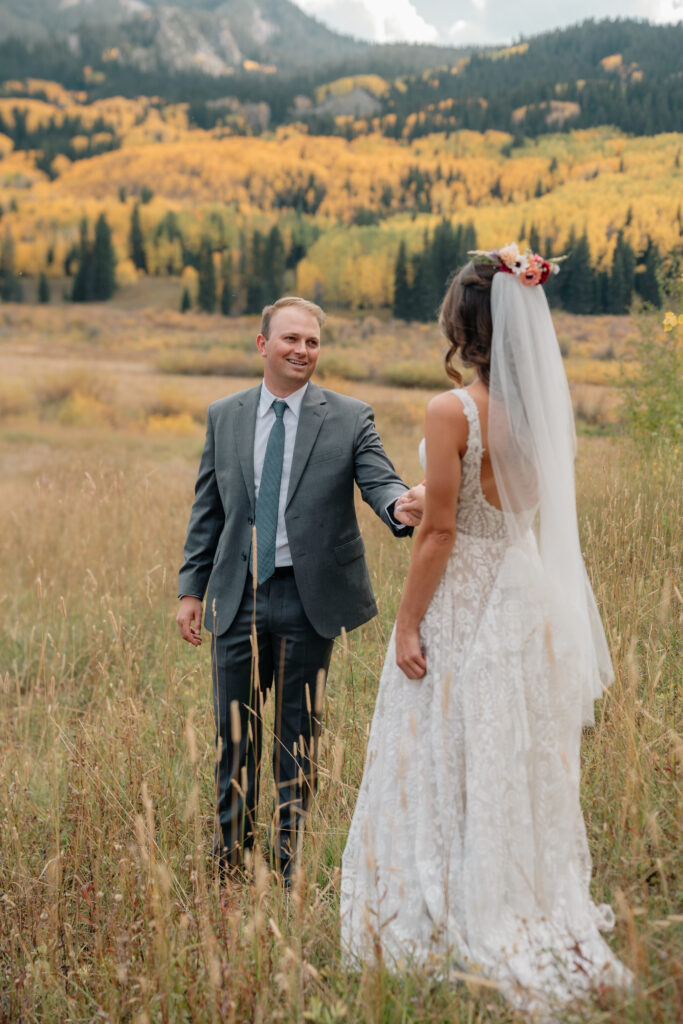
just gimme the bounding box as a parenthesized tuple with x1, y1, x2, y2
(340, 246, 632, 1015)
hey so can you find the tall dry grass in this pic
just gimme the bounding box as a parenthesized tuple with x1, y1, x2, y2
(0, 406, 680, 1022)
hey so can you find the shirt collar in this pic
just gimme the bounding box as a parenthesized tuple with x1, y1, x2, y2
(259, 380, 309, 420)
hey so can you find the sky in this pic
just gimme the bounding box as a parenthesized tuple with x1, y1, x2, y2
(292, 0, 683, 47)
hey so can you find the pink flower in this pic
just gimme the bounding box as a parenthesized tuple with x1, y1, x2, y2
(521, 264, 544, 286)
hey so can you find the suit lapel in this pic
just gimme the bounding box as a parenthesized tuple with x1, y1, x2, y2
(286, 383, 327, 509)
(236, 386, 260, 513)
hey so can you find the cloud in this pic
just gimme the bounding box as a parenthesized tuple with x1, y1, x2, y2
(447, 14, 498, 47)
(293, 0, 439, 43)
(448, 20, 470, 38)
(294, 0, 682, 48)
(652, 0, 683, 20)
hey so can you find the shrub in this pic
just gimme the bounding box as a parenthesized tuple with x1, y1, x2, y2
(36, 370, 112, 410)
(620, 308, 683, 450)
(572, 388, 607, 426)
(147, 385, 206, 423)
(318, 352, 371, 382)
(57, 391, 110, 427)
(147, 412, 199, 435)
(0, 381, 33, 418)
(594, 341, 616, 361)
(157, 348, 263, 377)
(380, 360, 449, 389)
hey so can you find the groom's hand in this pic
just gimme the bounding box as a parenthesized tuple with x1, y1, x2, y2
(176, 595, 204, 646)
(394, 483, 426, 527)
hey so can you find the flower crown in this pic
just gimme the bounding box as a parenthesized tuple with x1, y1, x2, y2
(467, 242, 567, 286)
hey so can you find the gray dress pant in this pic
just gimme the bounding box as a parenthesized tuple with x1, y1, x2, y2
(211, 568, 334, 873)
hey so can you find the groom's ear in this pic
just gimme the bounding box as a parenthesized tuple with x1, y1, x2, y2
(256, 333, 267, 357)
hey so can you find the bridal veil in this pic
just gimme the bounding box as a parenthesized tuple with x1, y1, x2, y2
(488, 272, 614, 725)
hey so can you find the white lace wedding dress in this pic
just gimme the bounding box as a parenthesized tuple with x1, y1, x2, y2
(340, 389, 631, 1016)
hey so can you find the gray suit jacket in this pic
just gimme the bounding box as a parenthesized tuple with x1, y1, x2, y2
(178, 382, 410, 638)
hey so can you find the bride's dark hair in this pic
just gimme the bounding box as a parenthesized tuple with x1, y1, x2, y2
(439, 261, 497, 386)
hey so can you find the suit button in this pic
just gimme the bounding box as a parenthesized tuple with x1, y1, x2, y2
(248, 517, 253, 525)
(241, 552, 247, 561)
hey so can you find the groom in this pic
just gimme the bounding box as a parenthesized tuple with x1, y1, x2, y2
(176, 296, 417, 881)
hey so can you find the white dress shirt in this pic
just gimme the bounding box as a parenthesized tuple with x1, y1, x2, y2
(254, 380, 408, 570)
(254, 381, 309, 567)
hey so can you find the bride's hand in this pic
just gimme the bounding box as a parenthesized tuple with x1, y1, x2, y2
(394, 483, 426, 527)
(396, 623, 426, 680)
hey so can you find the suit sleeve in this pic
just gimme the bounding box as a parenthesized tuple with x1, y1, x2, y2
(177, 406, 225, 599)
(353, 404, 412, 538)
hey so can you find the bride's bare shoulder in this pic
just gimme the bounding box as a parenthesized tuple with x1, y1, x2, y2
(427, 390, 467, 421)
(425, 391, 468, 446)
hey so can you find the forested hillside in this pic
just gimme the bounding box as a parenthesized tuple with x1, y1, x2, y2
(0, 15, 680, 136)
(0, 17, 680, 316)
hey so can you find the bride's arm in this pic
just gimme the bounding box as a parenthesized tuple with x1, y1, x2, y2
(395, 393, 466, 679)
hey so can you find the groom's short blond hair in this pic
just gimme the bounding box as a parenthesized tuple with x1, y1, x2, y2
(260, 296, 326, 338)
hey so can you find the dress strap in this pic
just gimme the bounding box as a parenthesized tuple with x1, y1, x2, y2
(451, 388, 483, 458)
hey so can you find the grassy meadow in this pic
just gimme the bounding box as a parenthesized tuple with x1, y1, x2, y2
(0, 296, 681, 1023)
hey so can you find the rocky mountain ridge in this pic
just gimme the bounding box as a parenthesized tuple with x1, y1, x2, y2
(0, 0, 371, 73)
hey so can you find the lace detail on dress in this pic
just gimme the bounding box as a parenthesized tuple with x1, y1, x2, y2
(340, 387, 632, 1016)
(418, 389, 507, 541)
(453, 389, 507, 540)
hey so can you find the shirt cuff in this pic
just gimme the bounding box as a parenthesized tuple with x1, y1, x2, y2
(385, 496, 410, 534)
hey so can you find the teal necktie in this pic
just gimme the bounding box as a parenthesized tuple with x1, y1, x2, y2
(254, 400, 287, 585)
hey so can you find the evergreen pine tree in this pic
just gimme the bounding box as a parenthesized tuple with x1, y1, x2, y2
(129, 202, 147, 272)
(0, 230, 21, 302)
(636, 240, 662, 308)
(407, 252, 425, 321)
(557, 227, 577, 308)
(608, 232, 635, 314)
(197, 239, 217, 313)
(38, 272, 50, 303)
(432, 220, 459, 294)
(220, 251, 233, 316)
(392, 240, 411, 320)
(410, 232, 439, 322)
(246, 230, 266, 314)
(180, 286, 191, 313)
(593, 270, 610, 315)
(528, 223, 541, 254)
(237, 230, 248, 312)
(263, 225, 285, 302)
(453, 225, 465, 266)
(92, 213, 116, 301)
(418, 231, 434, 321)
(71, 217, 94, 302)
(563, 233, 594, 313)
(608, 255, 626, 315)
(286, 216, 308, 269)
(463, 222, 477, 258)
